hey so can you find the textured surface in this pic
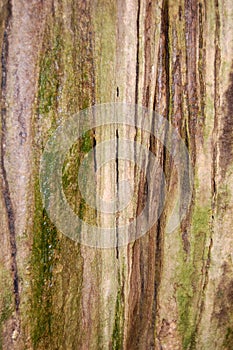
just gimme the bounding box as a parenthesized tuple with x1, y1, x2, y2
(0, 0, 233, 349)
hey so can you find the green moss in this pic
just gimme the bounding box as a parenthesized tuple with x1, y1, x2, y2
(112, 289, 124, 350)
(62, 131, 96, 225)
(30, 179, 59, 348)
(223, 327, 233, 349)
(0, 294, 12, 324)
(38, 33, 61, 117)
(80, 130, 93, 154)
(31, 1, 119, 346)
(176, 204, 211, 349)
(112, 269, 125, 350)
(192, 205, 210, 236)
(0, 293, 12, 349)
(0, 267, 13, 350)
(31, 24, 69, 347)
(176, 263, 196, 350)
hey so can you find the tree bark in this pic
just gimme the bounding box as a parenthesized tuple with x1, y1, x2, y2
(0, 0, 233, 349)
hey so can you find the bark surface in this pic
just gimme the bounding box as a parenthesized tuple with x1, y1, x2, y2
(0, 0, 233, 349)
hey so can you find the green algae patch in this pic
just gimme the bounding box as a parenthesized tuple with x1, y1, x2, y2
(223, 327, 233, 349)
(112, 268, 125, 350)
(30, 179, 59, 349)
(38, 31, 61, 118)
(0, 267, 13, 350)
(176, 261, 197, 350)
(176, 204, 211, 349)
(112, 287, 124, 350)
(62, 134, 96, 225)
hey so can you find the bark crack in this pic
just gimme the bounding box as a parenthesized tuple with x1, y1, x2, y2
(115, 128, 119, 259)
(135, 0, 141, 106)
(0, 0, 20, 320)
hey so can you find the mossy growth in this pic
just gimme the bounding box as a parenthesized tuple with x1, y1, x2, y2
(176, 263, 196, 350)
(223, 327, 233, 349)
(112, 269, 125, 350)
(30, 178, 59, 349)
(80, 130, 93, 154)
(31, 4, 95, 348)
(62, 131, 95, 224)
(176, 204, 211, 349)
(37, 31, 61, 117)
(0, 267, 13, 350)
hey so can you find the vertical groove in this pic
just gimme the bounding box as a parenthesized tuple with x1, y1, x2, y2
(153, 0, 170, 324)
(0, 0, 20, 320)
(184, 0, 198, 163)
(163, 0, 170, 122)
(116, 128, 119, 259)
(212, 0, 220, 227)
(135, 0, 141, 106)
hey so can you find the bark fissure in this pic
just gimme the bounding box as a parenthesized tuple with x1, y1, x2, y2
(135, 0, 141, 106)
(163, 0, 170, 122)
(0, 115, 20, 314)
(184, 0, 198, 161)
(198, 1, 206, 131)
(195, 237, 213, 337)
(115, 128, 119, 259)
(0, 2, 20, 318)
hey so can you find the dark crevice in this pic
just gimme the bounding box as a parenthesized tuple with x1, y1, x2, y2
(163, 0, 170, 122)
(154, 142, 167, 295)
(212, 0, 220, 209)
(198, 2, 206, 132)
(142, 0, 152, 109)
(153, 0, 170, 323)
(179, 5, 182, 21)
(195, 237, 213, 335)
(149, 0, 170, 345)
(133, 0, 141, 179)
(135, 0, 140, 106)
(115, 128, 119, 259)
(0, 0, 20, 317)
(93, 135, 97, 172)
(184, 0, 198, 164)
